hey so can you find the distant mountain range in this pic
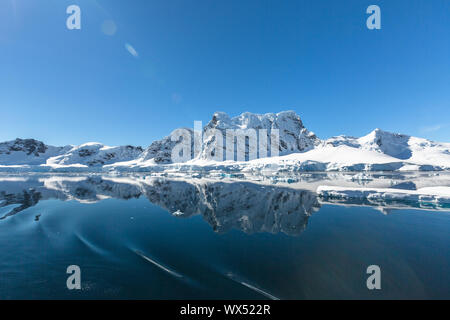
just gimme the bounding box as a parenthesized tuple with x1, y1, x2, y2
(1, 111, 449, 172)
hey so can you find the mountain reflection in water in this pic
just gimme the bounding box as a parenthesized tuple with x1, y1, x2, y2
(1, 172, 449, 234)
(0, 174, 320, 235)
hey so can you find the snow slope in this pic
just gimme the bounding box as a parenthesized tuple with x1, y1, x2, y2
(325, 129, 450, 168)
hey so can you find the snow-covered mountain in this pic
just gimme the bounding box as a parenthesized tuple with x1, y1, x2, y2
(46, 142, 143, 167)
(320, 128, 450, 170)
(199, 111, 320, 161)
(0, 139, 143, 168)
(0, 139, 71, 165)
(132, 111, 319, 165)
(110, 112, 449, 172)
(138, 128, 194, 164)
(0, 111, 449, 172)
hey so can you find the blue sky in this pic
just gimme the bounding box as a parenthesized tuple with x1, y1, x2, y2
(1, 0, 449, 147)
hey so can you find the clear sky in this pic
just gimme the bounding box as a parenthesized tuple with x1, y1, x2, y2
(1, 0, 449, 147)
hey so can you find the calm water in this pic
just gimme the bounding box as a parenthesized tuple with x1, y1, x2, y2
(0, 173, 449, 299)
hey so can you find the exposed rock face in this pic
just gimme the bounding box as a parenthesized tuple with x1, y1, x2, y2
(3, 139, 47, 156)
(139, 128, 194, 164)
(199, 111, 320, 161)
(324, 135, 360, 148)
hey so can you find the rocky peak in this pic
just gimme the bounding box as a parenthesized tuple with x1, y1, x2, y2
(139, 111, 321, 164)
(139, 128, 195, 164)
(200, 111, 320, 160)
(0, 138, 48, 156)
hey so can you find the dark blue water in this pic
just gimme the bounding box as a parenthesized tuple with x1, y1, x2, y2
(0, 174, 449, 299)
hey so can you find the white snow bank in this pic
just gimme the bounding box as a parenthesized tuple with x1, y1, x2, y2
(253, 145, 400, 165)
(317, 185, 450, 204)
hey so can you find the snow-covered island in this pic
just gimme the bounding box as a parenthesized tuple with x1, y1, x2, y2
(1, 111, 449, 173)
